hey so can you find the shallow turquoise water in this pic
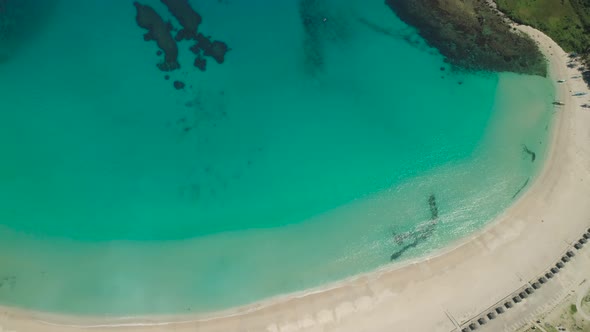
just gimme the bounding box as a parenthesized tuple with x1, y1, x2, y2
(0, 0, 554, 314)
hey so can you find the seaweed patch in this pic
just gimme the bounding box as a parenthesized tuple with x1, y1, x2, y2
(523, 145, 536, 162)
(512, 177, 530, 199)
(390, 194, 439, 261)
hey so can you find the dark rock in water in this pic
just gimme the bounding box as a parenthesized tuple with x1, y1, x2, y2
(190, 34, 229, 64)
(440, 67, 445, 71)
(173, 80, 185, 89)
(194, 54, 207, 71)
(523, 145, 536, 162)
(390, 239, 419, 261)
(156, 50, 163, 56)
(160, 0, 202, 41)
(385, 0, 547, 76)
(428, 194, 438, 220)
(134, 2, 180, 72)
(164, 74, 170, 80)
(512, 178, 530, 199)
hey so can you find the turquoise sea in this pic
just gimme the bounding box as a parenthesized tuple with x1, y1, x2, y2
(0, 0, 554, 315)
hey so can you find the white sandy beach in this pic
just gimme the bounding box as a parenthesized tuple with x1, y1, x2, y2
(2, 24, 590, 332)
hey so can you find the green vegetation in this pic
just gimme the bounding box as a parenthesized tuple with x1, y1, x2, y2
(570, 304, 578, 314)
(496, 0, 590, 57)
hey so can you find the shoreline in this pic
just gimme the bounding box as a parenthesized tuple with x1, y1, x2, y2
(2, 25, 590, 332)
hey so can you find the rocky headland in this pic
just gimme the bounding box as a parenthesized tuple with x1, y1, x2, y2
(385, 0, 548, 76)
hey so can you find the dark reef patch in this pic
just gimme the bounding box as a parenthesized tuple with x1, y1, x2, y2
(523, 145, 536, 162)
(385, 0, 547, 76)
(134, 2, 180, 72)
(194, 53, 207, 71)
(390, 194, 439, 261)
(161, 0, 202, 41)
(190, 34, 230, 65)
(173, 80, 185, 90)
(390, 239, 419, 261)
(512, 178, 530, 199)
(429, 194, 438, 220)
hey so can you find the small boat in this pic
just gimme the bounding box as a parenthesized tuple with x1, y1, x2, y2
(572, 92, 588, 96)
(572, 75, 582, 79)
(557, 79, 566, 83)
(553, 101, 565, 106)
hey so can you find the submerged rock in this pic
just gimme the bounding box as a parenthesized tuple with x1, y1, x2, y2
(160, 0, 202, 41)
(134, 2, 180, 72)
(190, 34, 229, 64)
(194, 53, 207, 71)
(385, 0, 547, 76)
(173, 80, 185, 89)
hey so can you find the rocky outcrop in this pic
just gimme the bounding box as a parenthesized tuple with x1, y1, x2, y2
(160, 0, 202, 41)
(134, 2, 180, 72)
(385, 0, 547, 76)
(190, 34, 229, 66)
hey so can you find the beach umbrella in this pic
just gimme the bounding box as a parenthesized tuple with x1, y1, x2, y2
(504, 301, 513, 309)
(477, 318, 486, 325)
(566, 250, 575, 257)
(525, 287, 534, 295)
(495, 307, 505, 314)
(532, 282, 541, 289)
(556, 262, 565, 269)
(551, 267, 559, 274)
